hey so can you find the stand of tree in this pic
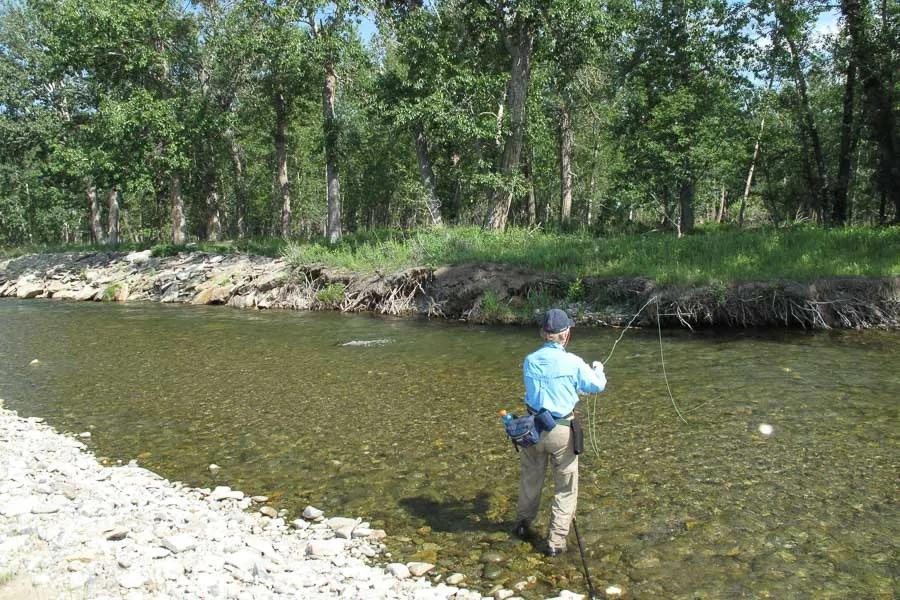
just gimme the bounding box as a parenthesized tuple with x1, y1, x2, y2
(0, 0, 897, 247)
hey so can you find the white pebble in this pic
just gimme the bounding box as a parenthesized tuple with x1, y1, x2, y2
(407, 562, 434, 577)
(302, 505, 324, 520)
(162, 533, 198, 554)
(387, 563, 410, 579)
(117, 572, 146, 589)
(758, 423, 774, 436)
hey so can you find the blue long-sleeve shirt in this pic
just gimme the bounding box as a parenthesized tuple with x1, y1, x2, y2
(523, 342, 606, 418)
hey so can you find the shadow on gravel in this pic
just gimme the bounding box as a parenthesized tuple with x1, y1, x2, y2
(399, 492, 510, 534)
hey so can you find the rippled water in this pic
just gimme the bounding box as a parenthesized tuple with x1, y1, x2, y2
(1, 299, 897, 599)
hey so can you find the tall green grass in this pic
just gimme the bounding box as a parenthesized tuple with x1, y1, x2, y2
(284, 225, 900, 285)
(5, 226, 897, 286)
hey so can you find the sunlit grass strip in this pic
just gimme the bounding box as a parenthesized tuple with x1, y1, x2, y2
(283, 225, 900, 285)
(4, 225, 897, 286)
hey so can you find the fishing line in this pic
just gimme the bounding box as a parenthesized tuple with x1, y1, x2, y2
(585, 295, 688, 457)
(657, 298, 688, 425)
(603, 295, 658, 365)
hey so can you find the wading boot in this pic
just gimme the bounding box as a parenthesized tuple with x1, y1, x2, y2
(543, 544, 566, 558)
(513, 520, 530, 540)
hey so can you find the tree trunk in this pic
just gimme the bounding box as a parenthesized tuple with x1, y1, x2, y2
(226, 126, 247, 238)
(484, 24, 534, 231)
(832, 56, 857, 226)
(678, 174, 694, 235)
(324, 60, 342, 243)
(107, 188, 120, 245)
(171, 175, 186, 245)
(761, 161, 781, 227)
(559, 93, 574, 229)
(414, 128, 442, 226)
(274, 81, 291, 238)
(716, 186, 728, 223)
(797, 126, 818, 222)
(784, 33, 831, 220)
(524, 147, 536, 227)
(740, 112, 767, 228)
(206, 183, 222, 242)
(842, 0, 900, 223)
(586, 137, 600, 228)
(88, 185, 104, 244)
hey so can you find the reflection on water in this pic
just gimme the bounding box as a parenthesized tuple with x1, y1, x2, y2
(1, 299, 897, 599)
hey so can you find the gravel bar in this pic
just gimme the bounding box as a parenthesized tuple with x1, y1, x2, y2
(0, 404, 554, 600)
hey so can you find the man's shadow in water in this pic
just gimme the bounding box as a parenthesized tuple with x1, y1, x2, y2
(398, 492, 509, 534)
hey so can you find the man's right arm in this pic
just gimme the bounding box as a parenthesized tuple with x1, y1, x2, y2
(575, 358, 606, 394)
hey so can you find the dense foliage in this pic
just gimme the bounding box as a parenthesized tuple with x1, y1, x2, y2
(1, 0, 897, 247)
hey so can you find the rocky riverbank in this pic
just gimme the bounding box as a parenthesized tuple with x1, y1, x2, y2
(1, 250, 897, 329)
(0, 404, 592, 600)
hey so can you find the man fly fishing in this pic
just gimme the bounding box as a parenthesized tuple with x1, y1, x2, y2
(510, 308, 607, 557)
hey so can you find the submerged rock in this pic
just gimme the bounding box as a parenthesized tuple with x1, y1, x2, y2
(480, 551, 505, 564)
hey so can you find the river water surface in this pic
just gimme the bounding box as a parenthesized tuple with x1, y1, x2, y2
(0, 299, 896, 599)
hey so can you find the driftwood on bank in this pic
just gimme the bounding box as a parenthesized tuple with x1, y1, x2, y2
(0, 251, 897, 330)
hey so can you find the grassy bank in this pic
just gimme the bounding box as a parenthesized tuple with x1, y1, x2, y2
(284, 225, 900, 285)
(4, 225, 898, 286)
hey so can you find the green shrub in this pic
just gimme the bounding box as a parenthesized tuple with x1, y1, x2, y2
(102, 283, 122, 301)
(567, 277, 586, 301)
(479, 290, 515, 322)
(315, 282, 346, 305)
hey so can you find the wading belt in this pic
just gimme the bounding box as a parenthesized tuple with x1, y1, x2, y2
(527, 406, 573, 427)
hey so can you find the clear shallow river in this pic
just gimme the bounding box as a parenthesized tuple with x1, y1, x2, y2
(0, 299, 897, 599)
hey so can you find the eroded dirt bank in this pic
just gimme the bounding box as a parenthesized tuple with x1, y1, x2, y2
(1, 251, 897, 329)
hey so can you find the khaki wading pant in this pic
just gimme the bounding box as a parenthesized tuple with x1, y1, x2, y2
(516, 424, 577, 550)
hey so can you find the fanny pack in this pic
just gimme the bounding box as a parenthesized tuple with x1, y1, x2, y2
(504, 409, 557, 450)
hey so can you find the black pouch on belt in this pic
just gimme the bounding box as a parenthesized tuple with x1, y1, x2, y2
(571, 418, 584, 455)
